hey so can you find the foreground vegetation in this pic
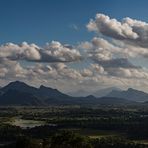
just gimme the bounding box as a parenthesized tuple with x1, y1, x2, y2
(0, 105, 148, 147)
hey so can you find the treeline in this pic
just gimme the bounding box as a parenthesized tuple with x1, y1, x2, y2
(1, 131, 147, 148)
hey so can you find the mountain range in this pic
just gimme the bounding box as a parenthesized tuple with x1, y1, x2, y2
(0, 81, 147, 106)
(67, 87, 121, 97)
(107, 88, 148, 102)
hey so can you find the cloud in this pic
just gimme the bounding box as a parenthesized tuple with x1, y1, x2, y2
(89, 49, 112, 61)
(79, 35, 148, 61)
(0, 41, 81, 63)
(0, 59, 27, 79)
(87, 13, 148, 49)
(69, 24, 79, 31)
(81, 69, 93, 77)
(122, 17, 148, 48)
(0, 42, 41, 61)
(1, 13, 148, 92)
(107, 67, 148, 79)
(41, 41, 81, 62)
(91, 57, 140, 69)
(87, 13, 139, 40)
(90, 64, 106, 74)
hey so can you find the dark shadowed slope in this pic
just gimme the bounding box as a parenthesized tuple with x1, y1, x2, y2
(0, 89, 42, 105)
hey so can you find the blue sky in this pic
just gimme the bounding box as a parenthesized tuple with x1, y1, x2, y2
(0, 0, 148, 45)
(0, 0, 148, 93)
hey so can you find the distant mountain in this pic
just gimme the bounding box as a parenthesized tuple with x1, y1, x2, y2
(67, 87, 121, 97)
(1, 81, 38, 94)
(0, 81, 139, 106)
(92, 87, 121, 97)
(92, 97, 135, 105)
(67, 89, 91, 97)
(107, 88, 148, 102)
(45, 95, 135, 106)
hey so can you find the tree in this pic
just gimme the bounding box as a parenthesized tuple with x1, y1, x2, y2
(50, 130, 92, 148)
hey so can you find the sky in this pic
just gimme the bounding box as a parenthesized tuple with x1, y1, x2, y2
(0, 0, 148, 93)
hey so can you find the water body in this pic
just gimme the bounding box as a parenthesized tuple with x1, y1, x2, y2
(7, 117, 56, 129)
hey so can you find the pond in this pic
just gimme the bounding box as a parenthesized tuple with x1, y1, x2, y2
(7, 117, 56, 129)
